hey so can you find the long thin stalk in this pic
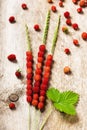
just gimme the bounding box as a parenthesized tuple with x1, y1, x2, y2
(42, 10, 51, 44)
(25, 24, 32, 51)
(51, 15, 61, 54)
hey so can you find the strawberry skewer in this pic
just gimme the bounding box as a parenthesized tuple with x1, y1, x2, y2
(38, 15, 61, 110)
(32, 10, 51, 107)
(25, 25, 33, 104)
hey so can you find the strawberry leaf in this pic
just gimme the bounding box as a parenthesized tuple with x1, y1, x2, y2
(46, 88, 79, 115)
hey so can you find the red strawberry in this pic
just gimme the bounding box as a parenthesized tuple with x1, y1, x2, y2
(26, 62, 33, 68)
(15, 69, 22, 78)
(77, 7, 83, 13)
(36, 63, 42, 69)
(42, 78, 49, 85)
(66, 19, 72, 26)
(26, 84, 32, 90)
(34, 74, 41, 81)
(33, 94, 39, 100)
(79, 0, 85, 7)
(51, 6, 57, 12)
(38, 102, 44, 109)
(9, 103, 15, 109)
(38, 57, 44, 63)
(72, 23, 79, 30)
(73, 39, 79, 46)
(43, 72, 50, 78)
(34, 24, 40, 31)
(40, 90, 46, 96)
(26, 96, 32, 103)
(39, 96, 45, 102)
(72, 0, 78, 4)
(45, 60, 52, 66)
(26, 90, 32, 96)
(39, 45, 46, 52)
(47, 55, 53, 61)
(32, 99, 38, 106)
(26, 55, 33, 61)
(26, 51, 32, 56)
(64, 48, 70, 54)
(27, 68, 33, 74)
(27, 73, 33, 80)
(38, 51, 44, 57)
(33, 87, 39, 93)
(59, 1, 63, 7)
(34, 81, 41, 87)
(81, 32, 87, 40)
(7, 54, 16, 61)
(64, 11, 70, 19)
(35, 68, 42, 75)
(40, 84, 48, 91)
(27, 79, 32, 85)
(9, 16, 15, 23)
(21, 3, 27, 9)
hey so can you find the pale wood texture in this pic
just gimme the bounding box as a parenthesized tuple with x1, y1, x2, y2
(0, 0, 87, 130)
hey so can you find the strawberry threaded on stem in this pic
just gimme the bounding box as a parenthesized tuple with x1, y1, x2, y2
(38, 15, 61, 110)
(25, 25, 33, 104)
(32, 11, 51, 108)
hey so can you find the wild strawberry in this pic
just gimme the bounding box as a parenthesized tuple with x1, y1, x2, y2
(38, 51, 44, 57)
(26, 62, 33, 68)
(77, 7, 83, 13)
(73, 39, 79, 46)
(64, 66, 71, 74)
(64, 48, 70, 54)
(34, 81, 41, 87)
(26, 51, 32, 56)
(35, 68, 42, 75)
(66, 19, 72, 26)
(81, 32, 87, 40)
(21, 3, 27, 9)
(26, 55, 33, 61)
(59, 1, 63, 7)
(15, 69, 21, 78)
(33, 94, 39, 100)
(62, 26, 69, 34)
(64, 11, 70, 19)
(44, 66, 51, 73)
(7, 54, 16, 61)
(27, 96, 32, 103)
(47, 55, 53, 61)
(72, 23, 79, 30)
(38, 102, 44, 109)
(27, 68, 33, 74)
(40, 90, 46, 96)
(51, 6, 57, 12)
(40, 84, 48, 91)
(34, 24, 40, 31)
(9, 16, 15, 23)
(42, 78, 49, 85)
(33, 87, 39, 93)
(34, 74, 41, 81)
(72, 0, 78, 4)
(45, 60, 52, 66)
(38, 57, 44, 63)
(48, 0, 53, 3)
(27, 79, 32, 85)
(79, 0, 85, 7)
(27, 73, 33, 80)
(9, 103, 16, 109)
(32, 99, 38, 106)
(43, 72, 50, 78)
(26, 84, 32, 90)
(26, 90, 32, 96)
(36, 63, 42, 69)
(39, 45, 46, 52)
(39, 96, 45, 102)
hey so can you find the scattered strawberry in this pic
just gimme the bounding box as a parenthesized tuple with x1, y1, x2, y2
(9, 103, 15, 110)
(72, 23, 79, 30)
(9, 16, 15, 23)
(77, 7, 83, 13)
(21, 3, 27, 9)
(34, 24, 40, 31)
(79, 0, 85, 7)
(72, 0, 78, 4)
(7, 54, 16, 61)
(81, 32, 87, 40)
(64, 11, 70, 19)
(64, 48, 70, 54)
(51, 5, 57, 12)
(48, 0, 53, 3)
(15, 69, 22, 78)
(73, 39, 79, 46)
(66, 19, 72, 26)
(64, 66, 71, 74)
(62, 26, 69, 34)
(59, 1, 63, 7)
(38, 102, 44, 109)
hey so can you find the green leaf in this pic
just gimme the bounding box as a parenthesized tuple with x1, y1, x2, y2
(54, 103, 76, 115)
(46, 88, 60, 102)
(59, 91, 79, 105)
(46, 88, 79, 115)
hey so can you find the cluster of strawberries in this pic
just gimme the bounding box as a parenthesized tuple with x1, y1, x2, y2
(72, 0, 87, 7)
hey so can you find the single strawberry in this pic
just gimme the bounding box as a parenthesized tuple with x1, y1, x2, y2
(43, 72, 50, 78)
(39, 45, 46, 52)
(51, 5, 57, 12)
(7, 54, 16, 61)
(9, 103, 16, 110)
(32, 99, 38, 106)
(27, 73, 33, 80)
(81, 32, 87, 40)
(66, 19, 72, 26)
(27, 79, 32, 85)
(72, 0, 78, 4)
(21, 3, 27, 9)
(64, 48, 70, 54)
(59, 1, 63, 7)
(79, 0, 85, 7)
(26, 62, 33, 68)
(40, 90, 46, 96)
(40, 84, 48, 91)
(34, 24, 40, 31)
(27, 68, 33, 74)
(15, 69, 22, 78)
(38, 102, 44, 109)
(48, 0, 53, 3)
(47, 55, 53, 60)
(33, 87, 39, 93)
(26, 90, 32, 96)
(34, 74, 42, 81)
(36, 63, 42, 69)
(26, 51, 32, 57)
(38, 51, 44, 57)
(26, 84, 32, 90)
(62, 26, 69, 34)
(34, 81, 41, 87)
(38, 57, 44, 63)
(77, 7, 83, 13)
(72, 23, 79, 30)
(35, 68, 42, 75)
(45, 60, 52, 66)
(64, 11, 70, 19)
(26, 96, 32, 103)
(9, 16, 15, 23)
(26, 55, 33, 61)
(39, 96, 45, 102)
(73, 39, 79, 46)
(33, 94, 39, 100)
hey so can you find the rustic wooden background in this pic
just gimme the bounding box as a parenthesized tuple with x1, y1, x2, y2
(0, 0, 87, 130)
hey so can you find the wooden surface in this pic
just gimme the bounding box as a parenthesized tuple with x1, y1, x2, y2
(0, 0, 87, 130)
